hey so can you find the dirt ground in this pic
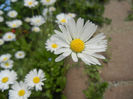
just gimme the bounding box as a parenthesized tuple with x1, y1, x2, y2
(64, 0, 133, 99)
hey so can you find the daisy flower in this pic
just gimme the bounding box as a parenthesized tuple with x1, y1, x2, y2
(56, 13, 70, 24)
(30, 15, 45, 26)
(40, 0, 56, 5)
(0, 70, 17, 91)
(0, 10, 4, 15)
(15, 51, 25, 59)
(1, 60, 14, 69)
(0, 54, 11, 63)
(32, 26, 40, 32)
(11, 0, 18, 2)
(49, 6, 56, 12)
(24, 17, 31, 23)
(67, 13, 76, 18)
(24, 0, 38, 8)
(45, 35, 61, 53)
(6, 20, 22, 28)
(0, 16, 4, 22)
(52, 18, 107, 65)
(25, 69, 46, 91)
(3, 32, 16, 41)
(7, 10, 18, 18)
(0, 39, 4, 46)
(42, 8, 48, 17)
(9, 81, 31, 99)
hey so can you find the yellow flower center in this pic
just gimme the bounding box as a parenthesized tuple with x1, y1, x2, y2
(3, 57, 8, 61)
(61, 19, 66, 23)
(18, 53, 22, 56)
(70, 39, 85, 53)
(12, 24, 16, 27)
(11, 13, 15, 16)
(8, 35, 12, 39)
(18, 90, 25, 96)
(5, 62, 10, 67)
(33, 77, 40, 84)
(51, 44, 58, 48)
(2, 77, 9, 83)
(46, 0, 50, 2)
(28, 1, 33, 5)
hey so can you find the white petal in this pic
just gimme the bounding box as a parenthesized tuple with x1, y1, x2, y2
(71, 52, 78, 62)
(55, 54, 66, 62)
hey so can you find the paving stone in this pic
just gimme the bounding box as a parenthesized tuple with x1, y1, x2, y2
(104, 84, 133, 99)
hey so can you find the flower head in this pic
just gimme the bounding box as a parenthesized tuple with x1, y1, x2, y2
(15, 51, 25, 59)
(30, 15, 45, 26)
(7, 10, 18, 18)
(11, 0, 18, 2)
(0, 70, 17, 91)
(25, 69, 46, 91)
(0, 39, 4, 46)
(0, 54, 12, 63)
(56, 13, 70, 24)
(24, 0, 38, 8)
(6, 20, 22, 28)
(40, 0, 56, 5)
(51, 18, 107, 65)
(0, 10, 4, 15)
(3, 32, 16, 41)
(32, 26, 40, 32)
(1, 60, 14, 69)
(0, 16, 4, 22)
(9, 81, 31, 99)
(45, 35, 61, 53)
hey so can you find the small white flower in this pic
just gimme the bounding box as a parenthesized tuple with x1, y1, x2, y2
(24, 0, 38, 8)
(6, 20, 22, 28)
(15, 51, 25, 59)
(52, 18, 107, 65)
(0, 39, 4, 46)
(24, 17, 31, 23)
(7, 10, 18, 18)
(45, 36, 60, 53)
(0, 54, 11, 63)
(0, 16, 4, 22)
(11, 0, 18, 2)
(1, 60, 14, 69)
(0, 10, 4, 15)
(30, 15, 45, 26)
(42, 8, 48, 17)
(3, 32, 16, 41)
(0, 70, 17, 91)
(9, 81, 31, 99)
(40, 0, 56, 5)
(32, 26, 40, 32)
(49, 6, 56, 12)
(25, 69, 46, 91)
(56, 13, 70, 24)
(67, 13, 76, 18)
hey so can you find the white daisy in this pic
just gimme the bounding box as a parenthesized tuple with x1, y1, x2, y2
(7, 10, 18, 18)
(1, 60, 14, 69)
(56, 13, 70, 24)
(32, 26, 40, 32)
(3, 32, 16, 41)
(6, 20, 22, 28)
(0, 39, 4, 46)
(0, 16, 4, 22)
(25, 69, 46, 91)
(40, 0, 56, 5)
(11, 0, 18, 2)
(49, 6, 56, 12)
(0, 70, 17, 91)
(15, 51, 25, 59)
(67, 13, 76, 18)
(0, 54, 11, 63)
(0, 10, 4, 15)
(42, 8, 48, 17)
(24, 17, 31, 23)
(30, 15, 45, 26)
(9, 81, 31, 99)
(24, 0, 38, 8)
(52, 18, 107, 65)
(45, 35, 61, 53)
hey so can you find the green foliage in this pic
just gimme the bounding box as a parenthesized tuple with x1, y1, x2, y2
(55, 0, 111, 25)
(126, 1, 133, 21)
(84, 65, 108, 99)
